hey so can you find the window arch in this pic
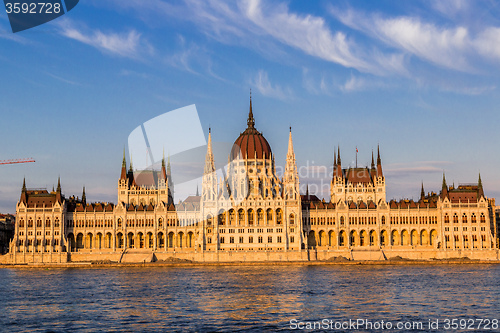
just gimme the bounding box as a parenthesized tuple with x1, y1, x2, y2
(480, 213, 485, 223)
(289, 213, 295, 225)
(462, 213, 467, 224)
(247, 209, 254, 226)
(266, 209, 273, 225)
(238, 209, 245, 225)
(453, 213, 458, 223)
(444, 214, 449, 223)
(276, 209, 283, 225)
(471, 213, 476, 223)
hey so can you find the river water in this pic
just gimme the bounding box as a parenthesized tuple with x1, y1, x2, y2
(0, 264, 498, 332)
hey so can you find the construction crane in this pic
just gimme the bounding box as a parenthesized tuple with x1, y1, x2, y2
(0, 158, 35, 165)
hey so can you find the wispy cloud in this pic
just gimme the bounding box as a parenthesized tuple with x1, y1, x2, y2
(57, 19, 153, 59)
(251, 70, 292, 100)
(385, 161, 452, 178)
(45, 72, 82, 86)
(341, 74, 366, 92)
(330, 6, 500, 74)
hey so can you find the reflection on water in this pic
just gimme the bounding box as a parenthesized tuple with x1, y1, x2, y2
(0, 264, 498, 332)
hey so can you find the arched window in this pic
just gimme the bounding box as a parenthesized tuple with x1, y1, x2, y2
(36, 219, 42, 227)
(207, 214, 213, 226)
(381, 216, 386, 225)
(247, 209, 254, 225)
(480, 213, 485, 223)
(340, 216, 345, 226)
(19, 219, 25, 228)
(229, 209, 235, 225)
(453, 213, 458, 223)
(471, 213, 476, 223)
(462, 213, 467, 224)
(444, 214, 449, 223)
(266, 209, 273, 225)
(257, 209, 264, 225)
(276, 209, 282, 225)
(289, 213, 295, 225)
(238, 209, 245, 225)
(28, 218, 33, 228)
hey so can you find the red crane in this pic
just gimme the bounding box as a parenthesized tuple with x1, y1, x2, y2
(0, 158, 35, 165)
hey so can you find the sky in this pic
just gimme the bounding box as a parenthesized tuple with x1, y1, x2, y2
(1, 0, 500, 213)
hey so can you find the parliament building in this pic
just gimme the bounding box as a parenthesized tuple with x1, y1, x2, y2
(4, 99, 499, 263)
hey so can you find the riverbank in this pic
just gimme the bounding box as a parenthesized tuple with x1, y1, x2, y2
(1, 257, 499, 269)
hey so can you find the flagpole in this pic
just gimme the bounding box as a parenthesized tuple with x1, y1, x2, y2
(356, 147, 358, 168)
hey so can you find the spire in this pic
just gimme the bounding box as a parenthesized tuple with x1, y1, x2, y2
(127, 155, 136, 187)
(376, 145, 383, 177)
(196, 184, 199, 197)
(204, 129, 215, 174)
(167, 154, 173, 190)
(478, 173, 484, 198)
(129, 155, 133, 172)
(247, 89, 255, 129)
(306, 183, 309, 198)
(20, 178, 27, 203)
(56, 177, 62, 203)
(370, 150, 376, 178)
(335, 146, 343, 178)
(161, 152, 167, 181)
(441, 172, 448, 199)
(420, 182, 425, 201)
(286, 127, 295, 159)
(120, 148, 127, 180)
(82, 186, 86, 204)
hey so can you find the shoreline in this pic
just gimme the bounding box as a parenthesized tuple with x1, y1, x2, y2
(1, 259, 499, 269)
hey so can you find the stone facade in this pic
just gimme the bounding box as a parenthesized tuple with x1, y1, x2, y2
(3, 99, 499, 263)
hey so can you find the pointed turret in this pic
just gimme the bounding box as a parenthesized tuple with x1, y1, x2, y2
(335, 146, 343, 178)
(82, 186, 86, 205)
(20, 177, 27, 203)
(204, 129, 215, 175)
(167, 154, 173, 202)
(196, 184, 199, 197)
(284, 127, 299, 200)
(120, 148, 127, 180)
(376, 145, 383, 177)
(370, 150, 376, 178)
(56, 177, 62, 203)
(127, 156, 136, 187)
(441, 172, 448, 199)
(247, 90, 255, 129)
(478, 173, 484, 198)
(420, 182, 425, 201)
(161, 153, 167, 181)
(202, 128, 216, 201)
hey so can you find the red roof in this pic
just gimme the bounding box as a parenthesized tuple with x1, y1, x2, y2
(346, 168, 372, 185)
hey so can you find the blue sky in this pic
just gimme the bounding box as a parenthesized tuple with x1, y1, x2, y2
(1, 0, 500, 212)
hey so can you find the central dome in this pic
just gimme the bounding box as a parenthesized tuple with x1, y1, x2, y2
(230, 98, 272, 160)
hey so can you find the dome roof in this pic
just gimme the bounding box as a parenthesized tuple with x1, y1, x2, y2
(230, 98, 272, 160)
